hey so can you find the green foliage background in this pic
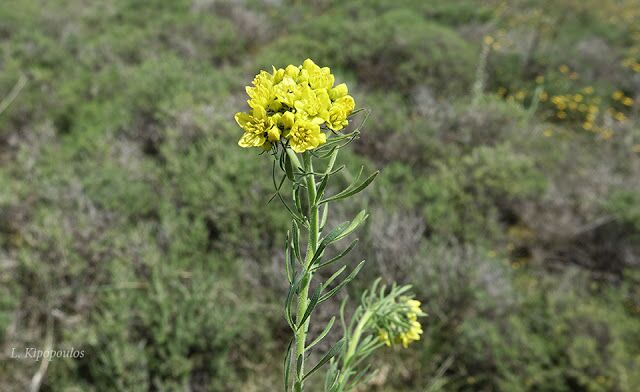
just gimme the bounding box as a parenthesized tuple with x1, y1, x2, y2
(1, 0, 639, 390)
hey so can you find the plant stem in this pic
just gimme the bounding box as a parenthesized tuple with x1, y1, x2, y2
(335, 310, 372, 389)
(291, 150, 320, 391)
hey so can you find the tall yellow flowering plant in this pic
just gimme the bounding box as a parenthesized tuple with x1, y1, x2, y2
(235, 59, 424, 391)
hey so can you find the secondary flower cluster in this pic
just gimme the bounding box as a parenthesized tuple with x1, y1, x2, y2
(234, 59, 355, 153)
(377, 297, 424, 348)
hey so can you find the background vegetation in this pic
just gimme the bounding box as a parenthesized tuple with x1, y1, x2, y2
(1, 0, 639, 390)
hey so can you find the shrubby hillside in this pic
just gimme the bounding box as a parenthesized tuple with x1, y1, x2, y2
(0, 0, 639, 390)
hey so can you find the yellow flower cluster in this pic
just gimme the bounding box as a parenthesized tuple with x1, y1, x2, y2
(550, 90, 600, 128)
(378, 297, 424, 348)
(234, 59, 355, 153)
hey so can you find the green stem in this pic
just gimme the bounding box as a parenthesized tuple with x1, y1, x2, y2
(292, 150, 320, 391)
(336, 310, 372, 389)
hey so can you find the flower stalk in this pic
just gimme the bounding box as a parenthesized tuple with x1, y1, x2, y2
(235, 59, 425, 392)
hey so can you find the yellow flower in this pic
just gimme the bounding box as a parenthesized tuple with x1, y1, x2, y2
(559, 65, 569, 74)
(538, 91, 548, 101)
(622, 97, 634, 106)
(273, 76, 300, 108)
(246, 73, 280, 112)
(329, 83, 349, 101)
(325, 105, 349, 131)
(235, 105, 277, 148)
(235, 60, 357, 151)
(286, 117, 326, 153)
(294, 85, 331, 124)
(582, 122, 593, 130)
(300, 58, 335, 90)
(378, 329, 391, 347)
(583, 86, 594, 94)
(483, 35, 494, 45)
(535, 75, 545, 84)
(601, 129, 613, 140)
(612, 90, 624, 101)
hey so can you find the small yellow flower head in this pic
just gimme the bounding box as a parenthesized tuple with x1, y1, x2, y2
(375, 295, 425, 349)
(234, 59, 357, 151)
(559, 65, 569, 74)
(235, 106, 277, 148)
(622, 97, 634, 106)
(378, 329, 391, 347)
(294, 85, 331, 124)
(535, 75, 545, 84)
(612, 90, 624, 101)
(538, 91, 548, 101)
(286, 117, 327, 153)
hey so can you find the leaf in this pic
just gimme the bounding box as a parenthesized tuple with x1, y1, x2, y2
(319, 170, 379, 204)
(276, 190, 305, 224)
(312, 239, 359, 271)
(293, 184, 304, 216)
(285, 274, 303, 329)
(306, 316, 335, 350)
(285, 232, 293, 283)
(324, 147, 339, 175)
(291, 221, 302, 264)
(334, 210, 368, 242)
(309, 221, 351, 265)
(320, 203, 329, 231)
(315, 174, 329, 205)
(323, 265, 347, 288)
(298, 284, 322, 329)
(284, 151, 295, 182)
(283, 338, 294, 391)
(302, 339, 344, 381)
(319, 260, 366, 303)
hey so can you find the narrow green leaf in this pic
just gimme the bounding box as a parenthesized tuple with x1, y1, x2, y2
(334, 210, 368, 242)
(324, 147, 339, 175)
(323, 265, 347, 288)
(309, 221, 351, 266)
(319, 171, 379, 204)
(285, 232, 293, 283)
(283, 338, 294, 391)
(315, 174, 329, 205)
(298, 284, 322, 329)
(291, 221, 302, 264)
(319, 203, 329, 231)
(292, 184, 304, 216)
(306, 316, 335, 350)
(284, 151, 294, 181)
(276, 190, 305, 223)
(285, 274, 302, 329)
(302, 339, 344, 381)
(312, 239, 359, 271)
(319, 260, 366, 303)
